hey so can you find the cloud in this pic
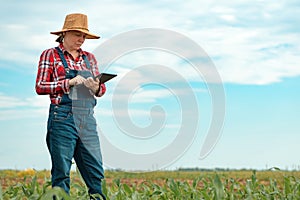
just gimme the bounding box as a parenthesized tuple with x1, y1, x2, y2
(0, 94, 49, 120)
(0, 108, 48, 121)
(0, 94, 49, 109)
(1, 0, 299, 85)
(0, 93, 27, 108)
(129, 88, 182, 103)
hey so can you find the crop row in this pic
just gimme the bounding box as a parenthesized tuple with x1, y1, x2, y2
(1, 169, 300, 199)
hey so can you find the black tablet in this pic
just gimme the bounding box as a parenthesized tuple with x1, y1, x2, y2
(95, 73, 117, 83)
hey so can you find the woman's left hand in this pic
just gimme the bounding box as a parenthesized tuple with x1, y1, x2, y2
(84, 77, 100, 94)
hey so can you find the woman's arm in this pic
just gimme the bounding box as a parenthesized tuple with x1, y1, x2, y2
(35, 48, 70, 95)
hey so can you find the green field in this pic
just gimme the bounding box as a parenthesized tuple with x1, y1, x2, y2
(1, 168, 300, 199)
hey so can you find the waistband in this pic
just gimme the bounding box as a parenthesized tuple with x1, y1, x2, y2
(59, 99, 96, 107)
(50, 104, 94, 115)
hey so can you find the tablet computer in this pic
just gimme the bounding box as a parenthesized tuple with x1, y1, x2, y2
(95, 73, 117, 83)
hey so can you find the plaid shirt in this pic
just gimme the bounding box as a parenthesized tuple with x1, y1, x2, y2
(35, 44, 106, 104)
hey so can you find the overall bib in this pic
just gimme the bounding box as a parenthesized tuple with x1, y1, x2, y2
(46, 47, 105, 199)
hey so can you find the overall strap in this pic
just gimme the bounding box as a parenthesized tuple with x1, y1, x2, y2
(82, 54, 91, 69)
(55, 47, 69, 69)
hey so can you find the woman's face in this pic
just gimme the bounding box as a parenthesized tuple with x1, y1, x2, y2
(63, 31, 86, 51)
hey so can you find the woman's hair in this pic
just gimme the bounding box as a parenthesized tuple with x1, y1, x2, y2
(55, 34, 64, 43)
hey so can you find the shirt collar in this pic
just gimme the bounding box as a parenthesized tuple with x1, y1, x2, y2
(58, 43, 85, 57)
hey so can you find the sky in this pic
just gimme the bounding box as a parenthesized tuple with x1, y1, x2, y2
(0, 0, 300, 171)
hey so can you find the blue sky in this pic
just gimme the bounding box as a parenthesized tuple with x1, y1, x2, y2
(0, 0, 300, 171)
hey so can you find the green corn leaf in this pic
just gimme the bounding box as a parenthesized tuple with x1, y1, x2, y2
(123, 183, 132, 195)
(101, 179, 108, 199)
(40, 186, 70, 200)
(213, 174, 224, 200)
(284, 176, 291, 195)
(0, 183, 3, 200)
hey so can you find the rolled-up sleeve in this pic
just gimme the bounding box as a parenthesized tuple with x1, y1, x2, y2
(96, 83, 106, 97)
(35, 49, 69, 95)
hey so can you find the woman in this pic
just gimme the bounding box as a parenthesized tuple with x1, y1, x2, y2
(35, 13, 106, 200)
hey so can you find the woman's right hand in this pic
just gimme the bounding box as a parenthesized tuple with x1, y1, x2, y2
(69, 75, 86, 86)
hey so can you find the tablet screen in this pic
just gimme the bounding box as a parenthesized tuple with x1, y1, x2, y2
(95, 73, 117, 83)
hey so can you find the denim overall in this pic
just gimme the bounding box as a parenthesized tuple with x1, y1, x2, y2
(46, 47, 105, 199)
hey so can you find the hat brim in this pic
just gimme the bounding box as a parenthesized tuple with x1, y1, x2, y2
(50, 29, 100, 39)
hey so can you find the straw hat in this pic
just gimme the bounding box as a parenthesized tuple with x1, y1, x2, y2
(50, 13, 100, 39)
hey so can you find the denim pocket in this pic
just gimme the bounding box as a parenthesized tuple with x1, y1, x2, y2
(85, 114, 97, 132)
(52, 106, 73, 121)
(53, 111, 72, 121)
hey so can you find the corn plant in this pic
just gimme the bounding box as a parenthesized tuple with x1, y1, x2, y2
(2, 169, 300, 199)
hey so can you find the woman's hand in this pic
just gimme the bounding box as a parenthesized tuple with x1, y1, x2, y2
(69, 75, 86, 86)
(84, 77, 100, 94)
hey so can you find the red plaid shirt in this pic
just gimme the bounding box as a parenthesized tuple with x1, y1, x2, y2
(35, 44, 106, 104)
